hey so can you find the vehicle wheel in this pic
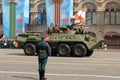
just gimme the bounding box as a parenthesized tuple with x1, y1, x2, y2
(24, 43, 36, 55)
(86, 50, 94, 57)
(57, 43, 71, 56)
(73, 44, 87, 57)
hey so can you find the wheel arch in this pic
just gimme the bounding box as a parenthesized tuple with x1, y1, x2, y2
(24, 41, 38, 48)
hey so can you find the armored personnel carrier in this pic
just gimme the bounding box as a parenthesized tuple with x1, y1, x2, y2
(16, 24, 101, 57)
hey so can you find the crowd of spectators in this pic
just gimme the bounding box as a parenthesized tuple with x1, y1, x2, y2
(0, 36, 17, 49)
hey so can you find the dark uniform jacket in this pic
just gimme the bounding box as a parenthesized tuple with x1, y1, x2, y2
(36, 41, 51, 59)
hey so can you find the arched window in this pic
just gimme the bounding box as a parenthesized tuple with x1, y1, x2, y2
(104, 2, 120, 25)
(83, 3, 97, 25)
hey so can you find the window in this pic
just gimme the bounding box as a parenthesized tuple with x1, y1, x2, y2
(104, 2, 120, 25)
(104, 9, 110, 24)
(86, 9, 97, 25)
(111, 9, 115, 24)
(86, 9, 92, 25)
(83, 3, 97, 25)
(104, 9, 120, 25)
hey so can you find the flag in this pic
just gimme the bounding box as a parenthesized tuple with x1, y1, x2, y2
(71, 7, 87, 24)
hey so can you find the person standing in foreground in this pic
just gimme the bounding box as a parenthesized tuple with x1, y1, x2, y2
(36, 33, 51, 80)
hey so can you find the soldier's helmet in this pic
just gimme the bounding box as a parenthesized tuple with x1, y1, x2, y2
(40, 33, 46, 39)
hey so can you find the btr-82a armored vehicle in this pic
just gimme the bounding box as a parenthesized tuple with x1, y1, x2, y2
(16, 24, 101, 57)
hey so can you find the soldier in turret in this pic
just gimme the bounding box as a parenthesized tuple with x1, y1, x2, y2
(53, 24, 60, 33)
(48, 23, 54, 34)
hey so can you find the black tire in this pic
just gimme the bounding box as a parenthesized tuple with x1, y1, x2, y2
(57, 43, 71, 56)
(86, 50, 94, 57)
(24, 43, 36, 55)
(73, 44, 87, 57)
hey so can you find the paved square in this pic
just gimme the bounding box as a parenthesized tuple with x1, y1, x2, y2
(0, 49, 120, 80)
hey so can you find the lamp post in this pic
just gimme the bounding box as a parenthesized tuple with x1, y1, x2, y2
(8, 0, 17, 38)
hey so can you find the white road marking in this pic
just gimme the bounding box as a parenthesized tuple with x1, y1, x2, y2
(0, 71, 120, 79)
(47, 66, 96, 70)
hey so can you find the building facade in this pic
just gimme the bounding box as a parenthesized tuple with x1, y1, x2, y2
(73, 0, 120, 46)
(0, 0, 120, 46)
